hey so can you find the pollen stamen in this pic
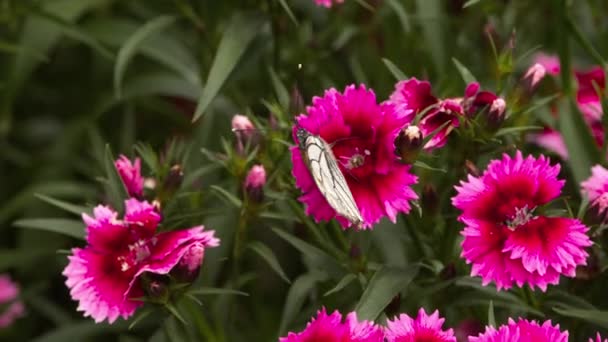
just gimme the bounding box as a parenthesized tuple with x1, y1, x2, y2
(505, 205, 537, 230)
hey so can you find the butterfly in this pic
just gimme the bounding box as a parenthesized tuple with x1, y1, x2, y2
(296, 126, 364, 229)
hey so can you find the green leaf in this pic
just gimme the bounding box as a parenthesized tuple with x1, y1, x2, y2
(269, 67, 290, 109)
(0, 249, 49, 271)
(416, 0, 444, 72)
(382, 58, 407, 81)
(279, 272, 327, 335)
(494, 126, 542, 137)
(488, 301, 496, 327)
(35, 194, 89, 216)
(463, 0, 482, 8)
(278, 0, 299, 26)
(192, 12, 266, 121)
(188, 287, 249, 296)
(31, 321, 129, 342)
(558, 99, 601, 185)
(386, 0, 410, 33)
(104, 145, 129, 212)
(248, 241, 291, 284)
(413, 161, 447, 173)
(324, 273, 357, 296)
(209, 185, 242, 208)
(553, 305, 608, 329)
(14, 218, 85, 240)
(355, 265, 419, 321)
(113, 16, 176, 99)
(452, 58, 477, 85)
(272, 228, 346, 277)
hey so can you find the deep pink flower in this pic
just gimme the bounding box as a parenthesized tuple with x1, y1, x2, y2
(63, 199, 219, 323)
(245, 165, 266, 189)
(590, 332, 608, 342)
(115, 155, 144, 198)
(581, 165, 608, 219)
(314, 0, 345, 7)
(291, 84, 418, 229)
(469, 318, 568, 342)
(452, 151, 592, 290)
(531, 129, 569, 160)
(0, 275, 25, 328)
(386, 308, 456, 342)
(462, 83, 506, 124)
(389, 78, 463, 150)
(279, 307, 384, 342)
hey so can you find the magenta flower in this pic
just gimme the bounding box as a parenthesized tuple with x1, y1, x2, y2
(469, 318, 568, 342)
(0, 275, 25, 328)
(279, 307, 384, 342)
(533, 53, 561, 76)
(63, 199, 219, 323)
(452, 151, 592, 290)
(389, 78, 463, 150)
(581, 165, 608, 219)
(590, 333, 608, 342)
(115, 155, 144, 198)
(244, 164, 266, 202)
(385, 308, 456, 342)
(291, 84, 418, 229)
(314, 0, 345, 7)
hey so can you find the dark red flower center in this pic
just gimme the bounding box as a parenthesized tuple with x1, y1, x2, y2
(332, 138, 375, 179)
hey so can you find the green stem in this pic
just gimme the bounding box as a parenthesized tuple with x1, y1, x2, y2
(523, 285, 540, 311)
(556, 0, 572, 96)
(404, 215, 428, 259)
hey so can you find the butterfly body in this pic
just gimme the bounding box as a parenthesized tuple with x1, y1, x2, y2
(296, 127, 364, 229)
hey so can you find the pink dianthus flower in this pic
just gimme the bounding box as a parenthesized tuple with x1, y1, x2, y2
(590, 333, 608, 342)
(63, 199, 219, 323)
(581, 165, 608, 219)
(291, 84, 418, 229)
(0, 275, 25, 328)
(385, 308, 456, 342)
(279, 307, 384, 342)
(452, 151, 591, 290)
(469, 318, 568, 342)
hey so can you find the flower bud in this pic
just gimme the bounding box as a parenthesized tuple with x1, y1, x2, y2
(141, 274, 169, 303)
(421, 184, 439, 214)
(231, 114, 256, 154)
(488, 97, 506, 128)
(172, 243, 205, 283)
(455, 319, 484, 342)
(115, 155, 144, 198)
(395, 125, 423, 163)
(244, 164, 266, 203)
(523, 63, 546, 90)
(0, 275, 25, 328)
(163, 164, 184, 194)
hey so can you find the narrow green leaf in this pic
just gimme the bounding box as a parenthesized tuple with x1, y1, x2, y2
(324, 274, 357, 296)
(386, 0, 410, 33)
(104, 145, 129, 212)
(355, 265, 419, 321)
(192, 13, 266, 121)
(114, 16, 176, 99)
(35, 194, 89, 216)
(165, 303, 187, 326)
(463, 0, 482, 8)
(188, 287, 249, 296)
(14, 218, 85, 240)
(0, 249, 49, 271)
(416, 0, 444, 72)
(558, 99, 600, 185)
(452, 58, 477, 85)
(278, 0, 299, 26)
(488, 301, 496, 327)
(382, 58, 407, 81)
(413, 161, 447, 173)
(279, 272, 327, 335)
(494, 126, 542, 137)
(31, 321, 128, 342)
(566, 15, 607, 67)
(272, 228, 346, 277)
(209, 185, 242, 208)
(248, 241, 291, 284)
(269, 67, 290, 109)
(553, 305, 608, 329)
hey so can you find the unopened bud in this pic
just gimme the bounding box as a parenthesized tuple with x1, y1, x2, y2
(395, 125, 423, 163)
(141, 274, 169, 302)
(172, 243, 205, 283)
(523, 63, 546, 90)
(455, 319, 484, 341)
(244, 164, 266, 203)
(421, 184, 439, 214)
(439, 263, 457, 280)
(488, 97, 506, 128)
(231, 114, 256, 154)
(163, 164, 184, 193)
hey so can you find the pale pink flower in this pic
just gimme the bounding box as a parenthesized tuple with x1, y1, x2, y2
(469, 318, 568, 342)
(0, 275, 25, 328)
(386, 308, 456, 342)
(524, 63, 547, 89)
(581, 165, 608, 219)
(452, 151, 592, 290)
(63, 199, 219, 323)
(115, 155, 144, 198)
(314, 0, 345, 8)
(533, 53, 561, 76)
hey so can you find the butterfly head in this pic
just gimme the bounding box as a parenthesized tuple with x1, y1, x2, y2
(295, 125, 311, 150)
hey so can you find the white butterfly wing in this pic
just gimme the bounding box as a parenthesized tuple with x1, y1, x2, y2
(304, 135, 364, 228)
